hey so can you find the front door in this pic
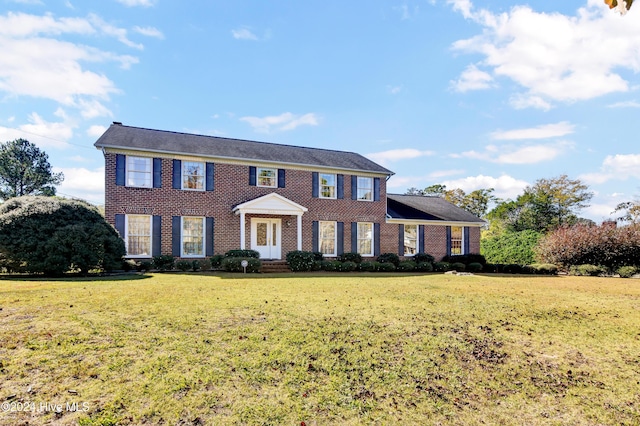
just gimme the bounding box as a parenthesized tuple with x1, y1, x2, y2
(251, 218, 281, 259)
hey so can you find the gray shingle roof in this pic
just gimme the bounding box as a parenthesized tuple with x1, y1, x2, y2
(94, 123, 393, 175)
(387, 194, 486, 224)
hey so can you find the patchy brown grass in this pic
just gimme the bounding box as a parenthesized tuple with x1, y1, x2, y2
(1, 273, 639, 425)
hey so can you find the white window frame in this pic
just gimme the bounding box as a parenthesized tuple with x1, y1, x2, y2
(182, 161, 205, 191)
(257, 167, 277, 188)
(357, 222, 374, 257)
(357, 176, 373, 201)
(404, 224, 418, 256)
(125, 214, 152, 258)
(181, 216, 206, 258)
(319, 221, 337, 256)
(126, 156, 152, 188)
(319, 173, 337, 199)
(450, 226, 464, 255)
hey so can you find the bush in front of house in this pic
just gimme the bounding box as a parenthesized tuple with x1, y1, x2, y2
(224, 249, 260, 259)
(0, 196, 125, 276)
(450, 262, 466, 272)
(286, 250, 316, 272)
(377, 253, 400, 267)
(221, 257, 261, 273)
(175, 260, 191, 271)
(416, 262, 434, 272)
(321, 260, 341, 271)
(502, 264, 524, 274)
(358, 261, 378, 272)
(397, 261, 416, 272)
(482, 230, 541, 265)
(466, 262, 483, 273)
(338, 252, 363, 264)
(525, 263, 558, 275)
(433, 262, 451, 272)
(413, 253, 436, 264)
(209, 254, 225, 269)
(569, 264, 605, 277)
(338, 261, 357, 272)
(152, 255, 175, 271)
(617, 266, 638, 278)
(378, 262, 396, 272)
(442, 254, 487, 267)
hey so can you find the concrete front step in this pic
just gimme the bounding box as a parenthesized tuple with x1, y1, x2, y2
(260, 261, 291, 273)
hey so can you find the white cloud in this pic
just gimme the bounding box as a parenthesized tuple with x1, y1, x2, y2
(53, 166, 105, 204)
(582, 153, 640, 185)
(366, 148, 435, 166)
(0, 112, 74, 149)
(88, 14, 143, 50)
(232, 27, 258, 41)
(450, 64, 494, 92)
(449, 1, 640, 108)
(509, 94, 552, 111)
(240, 112, 319, 133)
(78, 99, 113, 119)
(387, 85, 403, 94)
(490, 121, 575, 140)
(133, 25, 164, 39)
(455, 141, 572, 164)
(442, 174, 529, 200)
(87, 125, 107, 137)
(607, 100, 640, 108)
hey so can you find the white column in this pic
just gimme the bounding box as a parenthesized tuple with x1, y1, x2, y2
(297, 214, 303, 250)
(240, 211, 246, 249)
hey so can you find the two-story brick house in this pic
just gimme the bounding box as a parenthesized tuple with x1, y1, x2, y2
(95, 123, 484, 262)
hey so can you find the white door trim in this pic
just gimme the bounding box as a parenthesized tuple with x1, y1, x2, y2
(250, 218, 282, 260)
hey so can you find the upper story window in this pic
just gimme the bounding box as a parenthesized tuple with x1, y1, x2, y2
(404, 224, 418, 256)
(257, 167, 277, 187)
(183, 161, 205, 190)
(126, 215, 152, 257)
(357, 177, 373, 201)
(320, 173, 336, 199)
(126, 156, 152, 188)
(450, 226, 463, 255)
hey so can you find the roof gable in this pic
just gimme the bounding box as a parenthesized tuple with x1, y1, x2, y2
(387, 194, 486, 224)
(95, 123, 393, 175)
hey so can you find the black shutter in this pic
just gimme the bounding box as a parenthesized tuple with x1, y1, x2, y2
(312, 172, 319, 198)
(249, 166, 257, 186)
(398, 225, 404, 256)
(115, 214, 125, 238)
(312, 221, 319, 252)
(337, 222, 344, 256)
(206, 163, 215, 191)
(206, 217, 214, 256)
(374, 223, 381, 256)
(418, 225, 425, 254)
(464, 227, 470, 255)
(278, 169, 285, 188)
(446, 226, 452, 256)
(172, 216, 181, 256)
(351, 222, 357, 253)
(351, 176, 357, 200)
(374, 178, 381, 201)
(153, 158, 162, 188)
(152, 215, 162, 256)
(115, 154, 125, 186)
(337, 174, 344, 199)
(172, 160, 181, 189)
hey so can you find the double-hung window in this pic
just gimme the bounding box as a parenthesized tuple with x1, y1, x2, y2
(126, 156, 152, 188)
(357, 222, 374, 256)
(320, 173, 336, 199)
(357, 177, 373, 201)
(257, 168, 277, 187)
(126, 215, 152, 257)
(182, 161, 205, 190)
(404, 224, 418, 256)
(319, 221, 336, 256)
(182, 217, 205, 257)
(450, 226, 463, 255)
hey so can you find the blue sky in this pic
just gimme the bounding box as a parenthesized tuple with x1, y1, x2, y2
(1, 0, 639, 222)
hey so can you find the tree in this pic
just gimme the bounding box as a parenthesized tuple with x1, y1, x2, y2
(405, 184, 497, 217)
(486, 175, 593, 234)
(613, 200, 640, 224)
(0, 196, 125, 275)
(0, 138, 63, 201)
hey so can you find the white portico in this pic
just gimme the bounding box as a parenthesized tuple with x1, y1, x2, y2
(232, 193, 308, 259)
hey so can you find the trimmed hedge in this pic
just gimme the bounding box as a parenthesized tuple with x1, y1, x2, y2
(152, 255, 175, 271)
(413, 253, 435, 264)
(617, 266, 637, 278)
(338, 252, 363, 264)
(377, 253, 400, 266)
(397, 261, 416, 272)
(442, 254, 487, 266)
(224, 249, 260, 259)
(221, 257, 261, 273)
(286, 250, 316, 272)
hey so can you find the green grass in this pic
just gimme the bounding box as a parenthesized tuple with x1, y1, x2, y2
(1, 272, 639, 425)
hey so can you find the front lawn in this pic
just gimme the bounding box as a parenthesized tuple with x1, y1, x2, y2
(1, 273, 638, 425)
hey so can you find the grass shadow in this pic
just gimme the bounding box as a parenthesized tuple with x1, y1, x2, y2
(0, 272, 152, 282)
